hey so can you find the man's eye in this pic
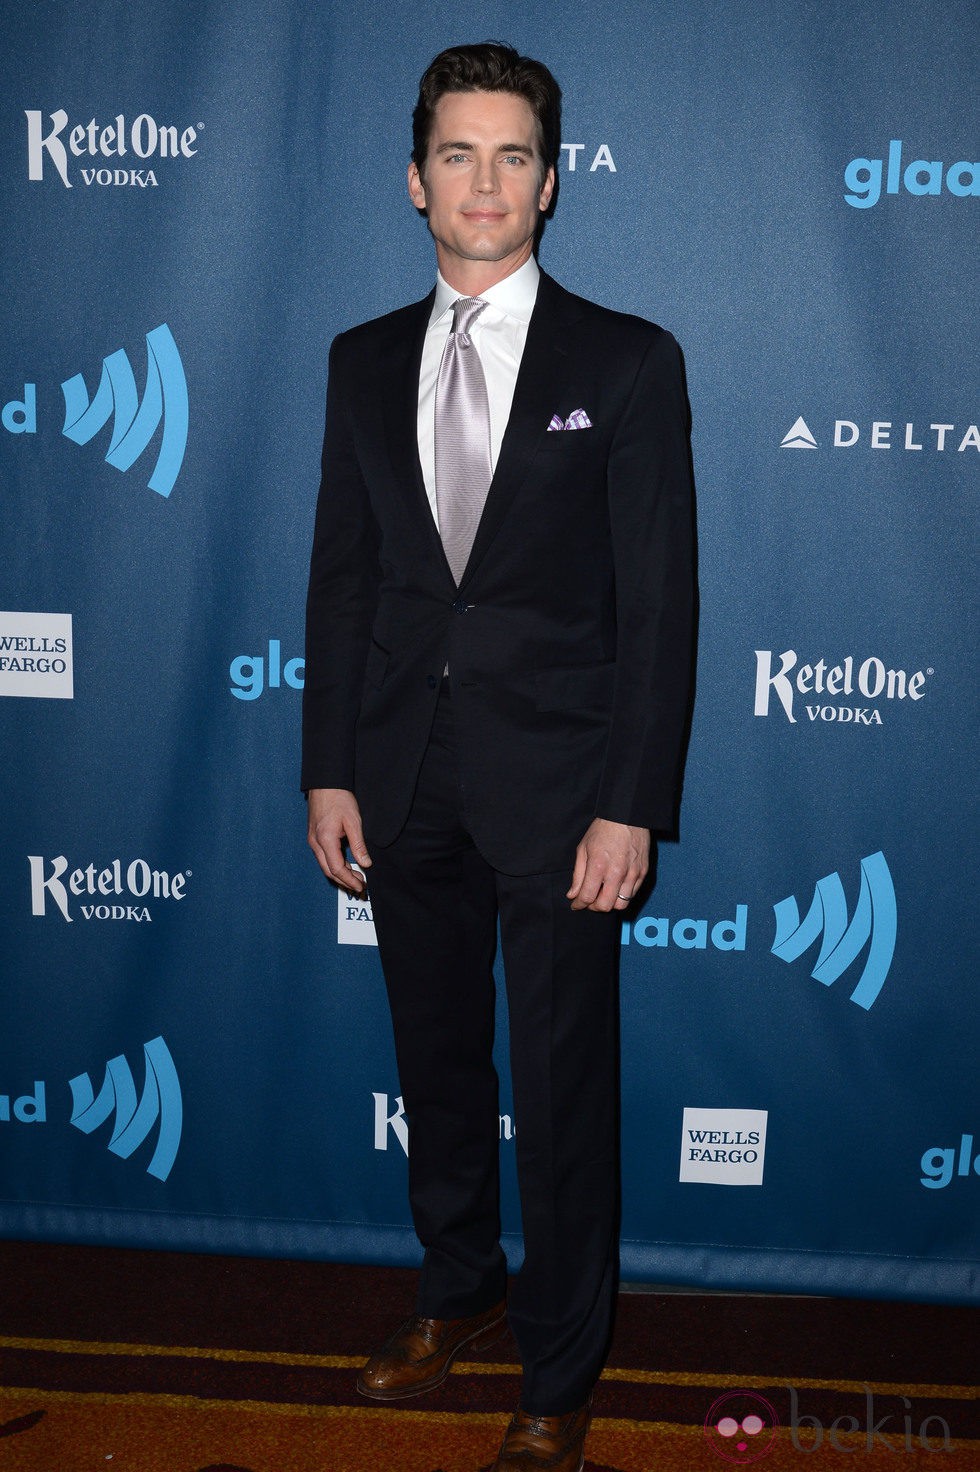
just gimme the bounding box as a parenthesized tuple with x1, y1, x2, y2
(502, 155, 525, 166)
(447, 153, 468, 164)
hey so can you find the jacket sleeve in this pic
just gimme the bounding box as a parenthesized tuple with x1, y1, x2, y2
(594, 328, 696, 833)
(300, 335, 381, 792)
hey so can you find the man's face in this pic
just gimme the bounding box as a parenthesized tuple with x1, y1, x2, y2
(408, 90, 555, 286)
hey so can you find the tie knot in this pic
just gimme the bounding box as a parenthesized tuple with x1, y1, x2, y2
(451, 297, 487, 339)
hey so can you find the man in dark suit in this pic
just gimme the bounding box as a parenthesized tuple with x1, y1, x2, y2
(302, 42, 694, 1472)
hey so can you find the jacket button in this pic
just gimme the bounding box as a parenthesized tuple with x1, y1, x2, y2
(452, 598, 468, 614)
(426, 674, 438, 689)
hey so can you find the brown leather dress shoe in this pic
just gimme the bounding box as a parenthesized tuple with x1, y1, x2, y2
(490, 1397, 592, 1471)
(355, 1299, 507, 1400)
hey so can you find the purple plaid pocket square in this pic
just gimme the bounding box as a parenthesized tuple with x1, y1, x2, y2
(547, 408, 593, 431)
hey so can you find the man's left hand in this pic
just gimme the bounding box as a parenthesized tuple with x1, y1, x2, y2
(566, 818, 650, 912)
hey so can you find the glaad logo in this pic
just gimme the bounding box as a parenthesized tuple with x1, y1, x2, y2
(920, 1133, 979, 1189)
(61, 324, 188, 497)
(771, 851, 896, 1011)
(679, 1107, 768, 1186)
(229, 640, 304, 700)
(28, 855, 190, 923)
(624, 853, 897, 1011)
(374, 1092, 515, 1156)
(843, 139, 978, 209)
(0, 1082, 46, 1123)
(754, 648, 932, 726)
(69, 1036, 182, 1181)
(0, 612, 73, 699)
(780, 414, 979, 454)
(621, 905, 746, 951)
(2, 325, 188, 497)
(0, 1039, 182, 1183)
(26, 110, 201, 188)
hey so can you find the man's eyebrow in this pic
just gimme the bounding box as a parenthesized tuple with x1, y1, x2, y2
(434, 140, 535, 156)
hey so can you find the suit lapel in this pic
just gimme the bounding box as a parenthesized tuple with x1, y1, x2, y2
(379, 290, 455, 577)
(459, 272, 582, 589)
(379, 291, 430, 501)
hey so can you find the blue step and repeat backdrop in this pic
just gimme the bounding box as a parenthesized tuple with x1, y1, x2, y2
(1, 1, 977, 1303)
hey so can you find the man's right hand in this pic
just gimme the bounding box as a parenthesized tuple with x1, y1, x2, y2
(307, 788, 372, 895)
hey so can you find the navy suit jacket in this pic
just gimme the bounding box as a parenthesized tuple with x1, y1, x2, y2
(301, 271, 695, 875)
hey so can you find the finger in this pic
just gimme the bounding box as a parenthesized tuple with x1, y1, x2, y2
(341, 863, 368, 897)
(587, 876, 622, 913)
(570, 862, 605, 911)
(313, 841, 348, 888)
(587, 858, 640, 912)
(316, 824, 366, 894)
(307, 827, 336, 883)
(566, 844, 588, 900)
(344, 810, 372, 870)
(614, 866, 641, 907)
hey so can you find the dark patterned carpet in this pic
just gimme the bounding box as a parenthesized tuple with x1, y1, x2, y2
(0, 1241, 975, 1469)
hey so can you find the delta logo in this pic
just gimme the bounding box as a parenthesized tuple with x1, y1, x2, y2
(781, 415, 979, 454)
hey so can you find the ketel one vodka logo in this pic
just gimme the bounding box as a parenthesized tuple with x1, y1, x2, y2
(28, 854, 190, 923)
(754, 649, 932, 726)
(26, 110, 201, 188)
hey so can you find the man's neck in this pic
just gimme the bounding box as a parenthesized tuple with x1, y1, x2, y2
(436, 243, 535, 297)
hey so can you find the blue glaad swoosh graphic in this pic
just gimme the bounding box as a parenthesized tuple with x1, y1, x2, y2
(68, 1036, 182, 1181)
(771, 852, 896, 1010)
(60, 325, 188, 497)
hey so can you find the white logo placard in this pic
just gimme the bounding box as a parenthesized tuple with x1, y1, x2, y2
(0, 612, 73, 699)
(337, 867, 377, 946)
(679, 1107, 768, 1186)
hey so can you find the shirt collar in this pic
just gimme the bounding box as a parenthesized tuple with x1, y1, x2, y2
(431, 255, 540, 326)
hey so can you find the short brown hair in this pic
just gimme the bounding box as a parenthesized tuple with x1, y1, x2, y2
(412, 42, 562, 184)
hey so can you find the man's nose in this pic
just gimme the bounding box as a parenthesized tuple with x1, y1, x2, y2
(472, 159, 500, 193)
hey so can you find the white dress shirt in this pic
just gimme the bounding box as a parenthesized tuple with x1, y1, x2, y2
(417, 255, 540, 528)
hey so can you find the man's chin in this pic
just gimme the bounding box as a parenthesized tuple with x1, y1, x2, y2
(436, 232, 530, 266)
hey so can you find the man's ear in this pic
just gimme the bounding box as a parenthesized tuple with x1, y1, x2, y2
(408, 161, 426, 211)
(538, 165, 556, 213)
